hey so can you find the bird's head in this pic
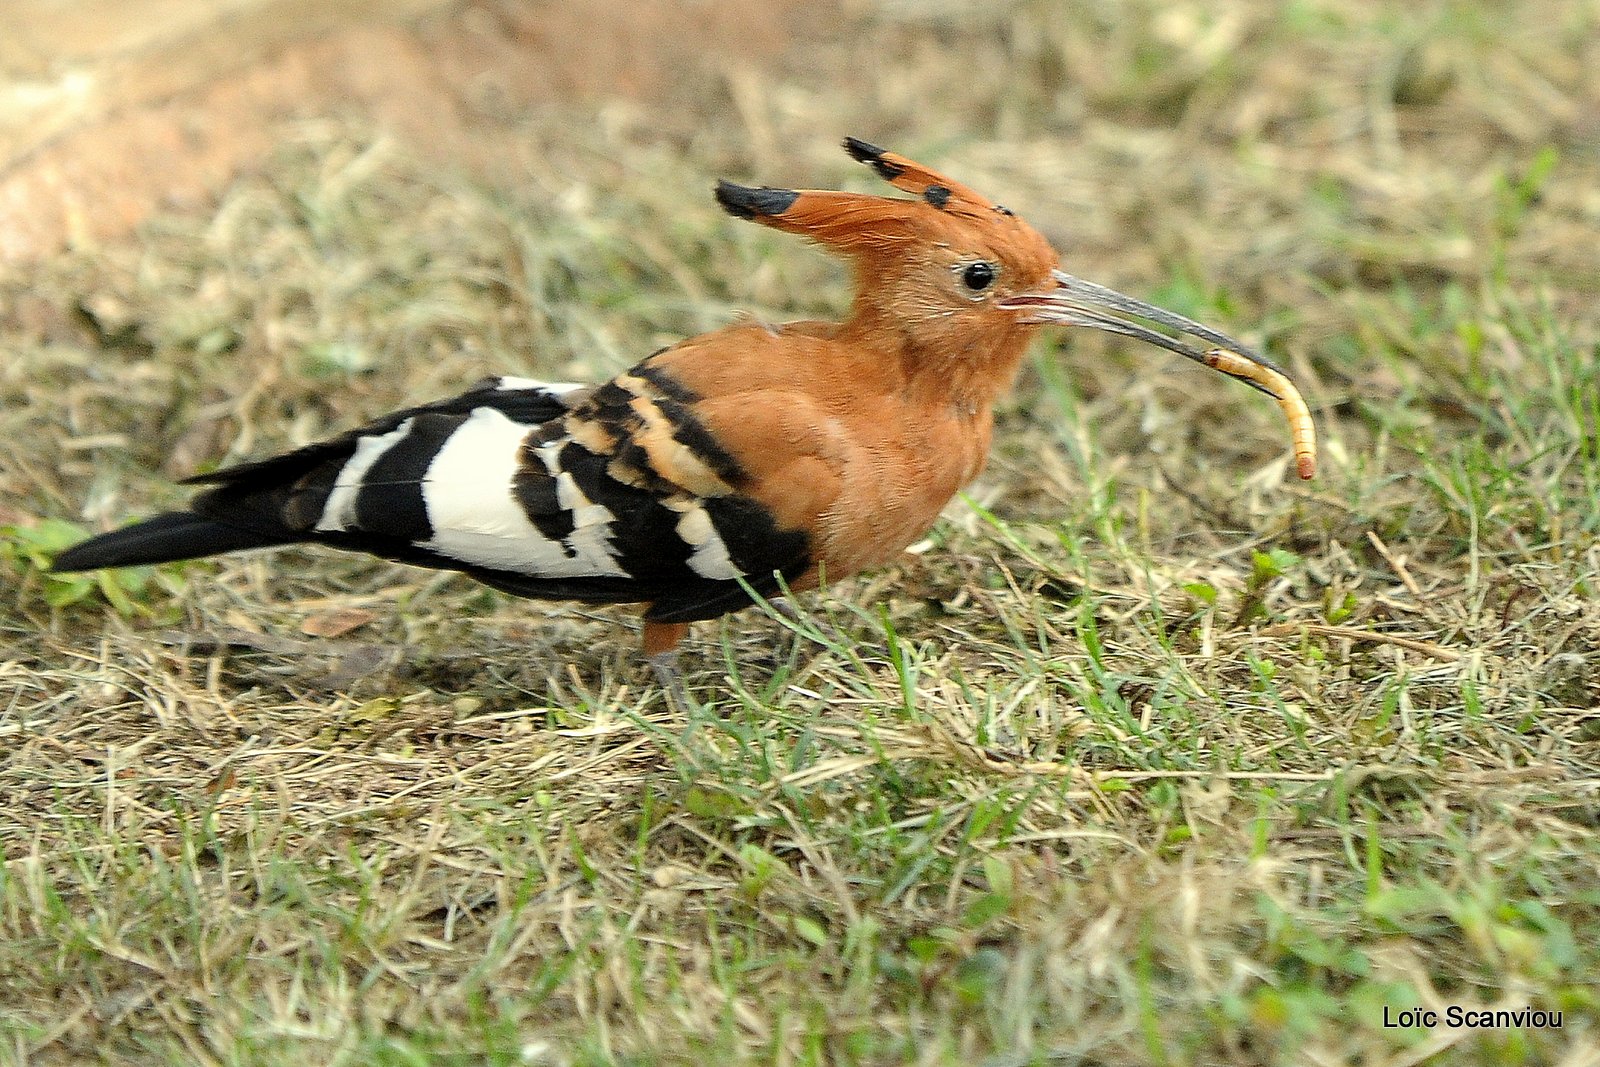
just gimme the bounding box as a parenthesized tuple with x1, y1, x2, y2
(716, 138, 1314, 477)
(716, 137, 1059, 373)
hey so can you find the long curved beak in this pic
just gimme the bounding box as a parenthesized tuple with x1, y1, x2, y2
(999, 268, 1317, 479)
(1000, 269, 1280, 377)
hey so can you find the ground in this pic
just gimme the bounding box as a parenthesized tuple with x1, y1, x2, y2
(2, 1, 1598, 1064)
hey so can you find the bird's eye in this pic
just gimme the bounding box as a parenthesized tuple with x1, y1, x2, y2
(960, 261, 997, 293)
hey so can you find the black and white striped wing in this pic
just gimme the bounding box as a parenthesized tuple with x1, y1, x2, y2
(187, 371, 811, 621)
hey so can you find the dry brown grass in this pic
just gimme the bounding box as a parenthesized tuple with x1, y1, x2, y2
(3, 1, 1599, 1064)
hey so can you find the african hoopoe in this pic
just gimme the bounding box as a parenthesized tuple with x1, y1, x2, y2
(52, 137, 1314, 691)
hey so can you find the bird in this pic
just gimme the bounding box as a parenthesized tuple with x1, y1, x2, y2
(52, 137, 1314, 695)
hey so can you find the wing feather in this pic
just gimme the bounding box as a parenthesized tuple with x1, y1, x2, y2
(181, 362, 826, 617)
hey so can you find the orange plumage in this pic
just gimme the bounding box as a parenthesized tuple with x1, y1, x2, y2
(52, 138, 1314, 693)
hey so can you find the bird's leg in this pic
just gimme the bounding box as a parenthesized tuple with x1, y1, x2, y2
(648, 651, 688, 708)
(642, 619, 691, 707)
(766, 596, 847, 653)
(765, 598, 810, 660)
(768, 598, 805, 626)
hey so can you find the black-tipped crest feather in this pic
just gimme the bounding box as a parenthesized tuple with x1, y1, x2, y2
(714, 181, 799, 220)
(842, 136, 902, 180)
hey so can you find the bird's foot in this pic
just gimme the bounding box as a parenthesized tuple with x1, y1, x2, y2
(648, 650, 690, 709)
(767, 598, 848, 653)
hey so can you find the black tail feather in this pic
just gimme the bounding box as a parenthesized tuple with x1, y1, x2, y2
(50, 512, 296, 572)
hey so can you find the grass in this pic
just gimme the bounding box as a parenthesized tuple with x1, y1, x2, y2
(3, 0, 1599, 1063)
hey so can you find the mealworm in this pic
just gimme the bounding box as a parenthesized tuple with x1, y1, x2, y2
(1203, 348, 1317, 480)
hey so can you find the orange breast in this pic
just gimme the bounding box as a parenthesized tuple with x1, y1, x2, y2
(647, 321, 999, 580)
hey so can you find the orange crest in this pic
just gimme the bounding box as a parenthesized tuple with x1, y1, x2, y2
(715, 137, 1055, 269)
